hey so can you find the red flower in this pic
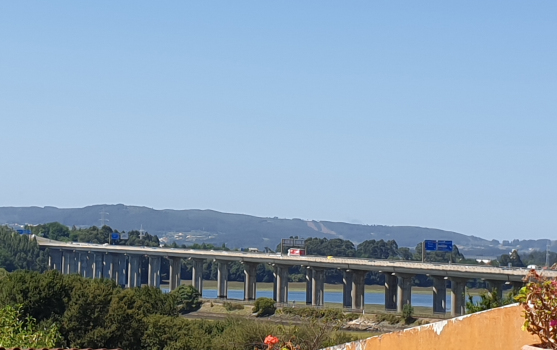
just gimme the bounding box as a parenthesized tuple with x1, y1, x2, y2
(264, 335, 280, 346)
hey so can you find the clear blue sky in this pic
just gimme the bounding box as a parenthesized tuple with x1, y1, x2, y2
(1, 2, 556, 241)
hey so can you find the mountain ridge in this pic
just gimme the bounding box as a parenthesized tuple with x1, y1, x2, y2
(0, 204, 551, 257)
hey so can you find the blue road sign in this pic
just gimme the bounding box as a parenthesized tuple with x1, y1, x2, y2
(17, 229, 31, 234)
(424, 240, 437, 251)
(437, 240, 453, 252)
(111, 233, 120, 240)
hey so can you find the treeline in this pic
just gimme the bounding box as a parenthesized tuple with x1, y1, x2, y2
(29, 222, 160, 247)
(0, 271, 351, 350)
(0, 226, 48, 272)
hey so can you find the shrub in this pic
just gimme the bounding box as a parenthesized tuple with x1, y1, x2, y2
(0, 304, 62, 348)
(223, 301, 244, 311)
(402, 304, 414, 324)
(279, 307, 357, 321)
(515, 269, 557, 349)
(171, 285, 201, 314)
(375, 313, 400, 325)
(252, 297, 276, 317)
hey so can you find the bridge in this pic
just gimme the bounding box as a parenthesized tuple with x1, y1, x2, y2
(39, 239, 557, 317)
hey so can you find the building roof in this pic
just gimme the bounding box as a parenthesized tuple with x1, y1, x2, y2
(0, 348, 122, 350)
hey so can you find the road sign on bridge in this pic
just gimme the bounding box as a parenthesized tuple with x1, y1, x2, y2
(437, 240, 453, 252)
(424, 240, 437, 251)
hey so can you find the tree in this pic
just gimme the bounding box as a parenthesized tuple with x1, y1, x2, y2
(252, 297, 276, 317)
(0, 304, 62, 348)
(171, 285, 201, 314)
(510, 249, 525, 267)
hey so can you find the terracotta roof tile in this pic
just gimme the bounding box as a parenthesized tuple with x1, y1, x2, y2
(0, 348, 122, 350)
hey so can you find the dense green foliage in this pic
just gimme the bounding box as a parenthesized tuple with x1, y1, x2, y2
(0, 270, 198, 350)
(0, 226, 48, 272)
(0, 271, 357, 350)
(402, 304, 415, 324)
(171, 285, 202, 314)
(223, 301, 245, 311)
(465, 288, 516, 314)
(515, 270, 557, 349)
(0, 305, 62, 348)
(30, 223, 161, 247)
(278, 307, 358, 322)
(252, 297, 276, 317)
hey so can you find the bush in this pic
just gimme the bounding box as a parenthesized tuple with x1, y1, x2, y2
(279, 307, 357, 321)
(375, 313, 400, 325)
(171, 285, 201, 314)
(0, 304, 62, 348)
(252, 297, 276, 317)
(516, 269, 557, 349)
(402, 304, 414, 324)
(223, 302, 244, 311)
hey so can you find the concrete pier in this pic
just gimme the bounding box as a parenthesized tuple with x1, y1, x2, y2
(384, 273, 397, 311)
(342, 270, 353, 308)
(311, 268, 325, 306)
(352, 270, 366, 310)
(217, 260, 229, 299)
(103, 253, 114, 280)
(397, 273, 413, 312)
(70, 251, 78, 274)
(243, 262, 258, 301)
(191, 259, 205, 294)
(274, 265, 289, 304)
(148, 256, 161, 288)
(450, 278, 468, 316)
(305, 267, 313, 305)
(169, 257, 182, 291)
(93, 253, 103, 279)
(114, 254, 127, 287)
(432, 276, 447, 314)
(128, 255, 141, 288)
(49, 250, 62, 271)
(85, 253, 94, 278)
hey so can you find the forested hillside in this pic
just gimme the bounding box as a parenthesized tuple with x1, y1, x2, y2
(0, 204, 491, 250)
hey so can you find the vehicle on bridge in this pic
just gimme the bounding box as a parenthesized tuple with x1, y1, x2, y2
(288, 248, 306, 256)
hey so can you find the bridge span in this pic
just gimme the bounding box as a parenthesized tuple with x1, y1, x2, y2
(39, 240, 556, 317)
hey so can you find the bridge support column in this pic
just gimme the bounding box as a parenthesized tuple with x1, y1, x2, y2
(62, 250, 72, 274)
(191, 259, 205, 294)
(168, 257, 182, 291)
(384, 273, 397, 311)
(311, 268, 325, 306)
(78, 252, 88, 277)
(243, 262, 258, 301)
(86, 253, 95, 278)
(396, 274, 413, 313)
(432, 276, 447, 314)
(114, 254, 127, 287)
(305, 268, 313, 305)
(274, 265, 289, 304)
(93, 253, 103, 279)
(148, 256, 161, 288)
(128, 255, 141, 288)
(49, 250, 62, 271)
(217, 261, 229, 299)
(450, 278, 468, 316)
(486, 280, 503, 300)
(103, 254, 114, 280)
(342, 270, 353, 309)
(352, 270, 366, 310)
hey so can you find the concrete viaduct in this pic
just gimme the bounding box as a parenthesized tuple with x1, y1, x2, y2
(39, 240, 557, 317)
